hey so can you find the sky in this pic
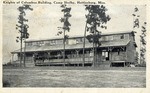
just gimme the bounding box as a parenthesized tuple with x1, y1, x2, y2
(2, 4, 146, 64)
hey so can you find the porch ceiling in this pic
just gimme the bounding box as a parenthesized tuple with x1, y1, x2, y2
(12, 40, 130, 53)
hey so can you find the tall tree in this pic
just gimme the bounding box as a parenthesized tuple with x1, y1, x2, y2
(132, 7, 140, 29)
(140, 22, 146, 66)
(132, 7, 146, 66)
(16, 5, 33, 67)
(57, 5, 71, 66)
(135, 51, 139, 64)
(83, 5, 110, 67)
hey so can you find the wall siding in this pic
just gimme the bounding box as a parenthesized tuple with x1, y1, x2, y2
(111, 52, 126, 61)
(126, 42, 136, 63)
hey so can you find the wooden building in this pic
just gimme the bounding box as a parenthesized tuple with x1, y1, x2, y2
(11, 31, 137, 67)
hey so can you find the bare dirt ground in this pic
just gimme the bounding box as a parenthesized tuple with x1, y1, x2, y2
(3, 66, 146, 88)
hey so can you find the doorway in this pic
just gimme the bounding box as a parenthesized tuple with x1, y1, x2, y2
(102, 51, 109, 61)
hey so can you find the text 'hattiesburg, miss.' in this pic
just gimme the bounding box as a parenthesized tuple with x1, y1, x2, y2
(3, 1, 105, 5)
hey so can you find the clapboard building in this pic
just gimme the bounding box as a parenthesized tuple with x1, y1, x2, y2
(12, 31, 137, 67)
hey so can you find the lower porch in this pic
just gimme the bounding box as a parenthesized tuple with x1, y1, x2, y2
(14, 46, 129, 67)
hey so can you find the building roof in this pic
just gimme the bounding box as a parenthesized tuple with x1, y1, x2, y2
(12, 40, 130, 53)
(25, 31, 135, 42)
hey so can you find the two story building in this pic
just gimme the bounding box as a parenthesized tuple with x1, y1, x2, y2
(11, 31, 137, 67)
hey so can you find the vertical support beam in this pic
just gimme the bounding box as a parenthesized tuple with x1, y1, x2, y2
(125, 46, 127, 63)
(76, 50, 80, 66)
(61, 50, 65, 66)
(109, 47, 113, 67)
(11, 54, 14, 64)
(17, 54, 19, 61)
(48, 52, 51, 61)
(75, 49, 79, 65)
(124, 62, 125, 67)
(33, 52, 36, 65)
(75, 50, 79, 57)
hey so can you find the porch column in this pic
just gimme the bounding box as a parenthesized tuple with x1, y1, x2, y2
(11, 54, 14, 63)
(124, 62, 125, 67)
(75, 50, 79, 57)
(47, 52, 50, 60)
(109, 47, 113, 67)
(75, 50, 79, 66)
(33, 52, 36, 63)
(57, 51, 61, 59)
(61, 51, 65, 66)
(17, 54, 19, 61)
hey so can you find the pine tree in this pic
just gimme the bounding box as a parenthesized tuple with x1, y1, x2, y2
(83, 5, 110, 67)
(57, 5, 71, 66)
(16, 5, 33, 67)
(140, 22, 146, 66)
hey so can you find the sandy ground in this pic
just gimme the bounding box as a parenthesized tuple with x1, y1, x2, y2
(3, 67, 146, 87)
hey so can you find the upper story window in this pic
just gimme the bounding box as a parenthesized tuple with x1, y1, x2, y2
(80, 38, 83, 42)
(36, 41, 40, 45)
(120, 34, 124, 39)
(50, 40, 56, 45)
(27, 42, 32, 46)
(34, 41, 44, 46)
(76, 40, 79, 44)
(108, 36, 113, 40)
(56, 40, 63, 44)
(76, 38, 83, 44)
(103, 36, 108, 41)
(39, 41, 44, 46)
(124, 34, 129, 39)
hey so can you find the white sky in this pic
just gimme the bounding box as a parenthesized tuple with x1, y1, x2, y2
(2, 4, 146, 63)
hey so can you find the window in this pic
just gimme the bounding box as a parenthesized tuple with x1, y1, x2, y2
(124, 34, 129, 39)
(27, 42, 32, 46)
(102, 51, 108, 57)
(39, 41, 44, 46)
(50, 40, 56, 45)
(44, 41, 50, 45)
(108, 36, 113, 40)
(36, 41, 40, 45)
(76, 38, 82, 44)
(104, 36, 108, 41)
(120, 34, 124, 39)
(76, 40, 79, 44)
(80, 38, 83, 42)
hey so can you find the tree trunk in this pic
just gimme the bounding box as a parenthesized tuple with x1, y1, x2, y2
(23, 39, 26, 67)
(95, 43, 97, 67)
(63, 30, 65, 66)
(93, 41, 95, 67)
(20, 27, 23, 67)
(83, 22, 88, 67)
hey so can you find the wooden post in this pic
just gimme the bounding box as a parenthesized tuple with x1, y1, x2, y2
(48, 52, 50, 61)
(61, 50, 65, 66)
(110, 47, 113, 67)
(12, 54, 14, 63)
(124, 62, 125, 67)
(75, 50, 79, 65)
(75, 50, 79, 57)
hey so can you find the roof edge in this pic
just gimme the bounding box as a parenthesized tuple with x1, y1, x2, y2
(25, 31, 135, 42)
